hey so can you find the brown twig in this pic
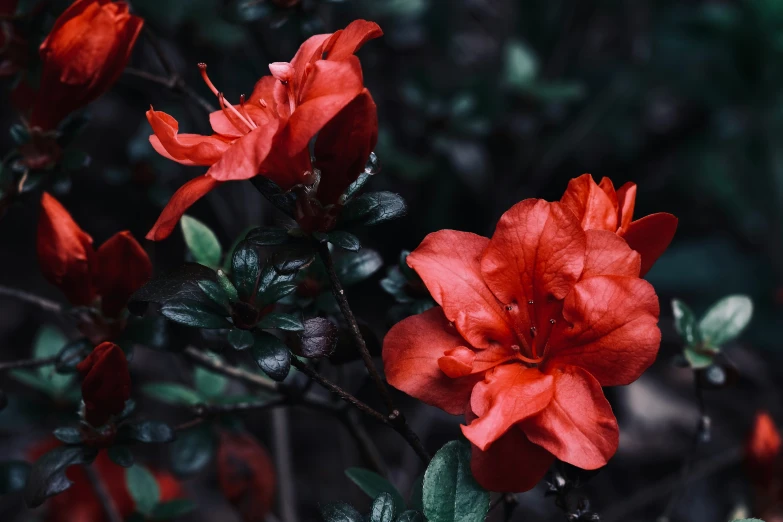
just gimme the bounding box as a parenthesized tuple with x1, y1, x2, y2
(85, 463, 123, 522)
(182, 346, 279, 393)
(0, 285, 62, 313)
(0, 355, 58, 372)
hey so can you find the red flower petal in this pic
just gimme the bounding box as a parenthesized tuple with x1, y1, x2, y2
(288, 33, 332, 95)
(407, 230, 515, 349)
(217, 431, 276, 520)
(582, 230, 641, 278)
(461, 364, 554, 451)
(37, 192, 96, 306)
(207, 119, 281, 182)
(547, 275, 660, 386)
(94, 231, 152, 317)
(383, 307, 485, 415)
(147, 109, 232, 166)
(621, 212, 678, 276)
(522, 365, 618, 469)
(76, 342, 130, 427)
(146, 175, 222, 241)
(438, 346, 477, 378)
(314, 89, 378, 205)
(323, 19, 383, 62)
(560, 174, 618, 231)
(598, 177, 618, 211)
(746, 410, 782, 487)
(616, 182, 637, 232)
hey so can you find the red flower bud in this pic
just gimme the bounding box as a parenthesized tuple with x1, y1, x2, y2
(217, 431, 276, 521)
(746, 411, 782, 488)
(76, 342, 130, 427)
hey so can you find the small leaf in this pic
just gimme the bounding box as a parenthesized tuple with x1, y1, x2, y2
(194, 366, 227, 398)
(257, 312, 304, 332)
(329, 231, 361, 251)
(269, 247, 316, 275)
(126, 465, 160, 516)
(342, 192, 407, 226)
(245, 227, 292, 246)
(298, 317, 339, 358)
(160, 300, 230, 329)
(150, 499, 197, 520)
(142, 382, 202, 406)
(672, 299, 700, 346)
(216, 269, 240, 302)
(346, 468, 405, 514)
(228, 329, 254, 351)
(249, 176, 296, 215)
(423, 440, 489, 522)
(198, 280, 232, 313)
(504, 40, 538, 88)
(118, 421, 175, 444)
(256, 281, 298, 308)
(684, 346, 717, 370)
(107, 446, 134, 468)
(699, 295, 753, 347)
(181, 215, 222, 267)
(170, 425, 215, 476)
(251, 332, 291, 381)
(371, 492, 396, 522)
(53, 427, 82, 444)
(0, 461, 30, 495)
(129, 263, 218, 316)
(24, 446, 98, 507)
(336, 249, 383, 286)
(232, 241, 261, 301)
(321, 502, 364, 522)
(341, 170, 373, 203)
(33, 325, 72, 392)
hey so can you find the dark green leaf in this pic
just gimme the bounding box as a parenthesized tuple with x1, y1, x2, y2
(53, 427, 82, 444)
(342, 192, 407, 226)
(423, 440, 489, 522)
(249, 176, 296, 215)
(33, 325, 72, 392)
(251, 332, 291, 381)
(198, 280, 231, 313)
(24, 446, 98, 507)
(699, 295, 753, 347)
(216, 269, 240, 302)
(120, 316, 169, 351)
(0, 461, 30, 495)
(329, 231, 361, 251)
(129, 263, 218, 316)
(396, 511, 424, 522)
(150, 499, 197, 520)
(336, 250, 383, 286)
(55, 338, 90, 374)
(232, 242, 261, 301)
(256, 281, 298, 308)
(371, 493, 396, 522)
(107, 446, 134, 468)
(321, 502, 364, 522)
(228, 329, 254, 351)
(194, 366, 227, 397)
(181, 215, 222, 268)
(269, 247, 316, 275)
(345, 468, 405, 514)
(297, 318, 338, 358)
(340, 171, 373, 203)
(160, 300, 230, 329)
(170, 425, 215, 476)
(126, 465, 160, 515)
(245, 227, 293, 246)
(142, 383, 202, 406)
(118, 421, 175, 444)
(257, 312, 304, 332)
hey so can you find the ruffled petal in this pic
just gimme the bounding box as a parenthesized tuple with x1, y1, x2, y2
(407, 230, 515, 349)
(147, 108, 232, 166)
(146, 175, 222, 241)
(621, 212, 678, 276)
(582, 230, 641, 278)
(560, 174, 618, 231)
(323, 19, 383, 62)
(94, 231, 152, 317)
(438, 346, 477, 378)
(206, 119, 281, 182)
(547, 275, 661, 386)
(522, 365, 618, 469)
(382, 307, 484, 415)
(615, 182, 637, 233)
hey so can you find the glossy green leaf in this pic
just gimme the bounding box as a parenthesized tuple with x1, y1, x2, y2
(321, 502, 364, 522)
(118, 421, 175, 444)
(699, 295, 753, 347)
(228, 329, 254, 351)
(53, 427, 82, 445)
(160, 300, 230, 329)
(170, 425, 215, 476)
(129, 263, 219, 316)
(256, 281, 298, 308)
(329, 231, 361, 251)
(198, 280, 232, 312)
(107, 446, 134, 468)
(257, 312, 304, 332)
(24, 446, 98, 507)
(181, 215, 222, 268)
(245, 227, 292, 246)
(423, 440, 489, 522)
(251, 332, 291, 381)
(346, 468, 405, 514)
(371, 492, 396, 522)
(232, 241, 261, 300)
(336, 249, 384, 286)
(342, 192, 407, 226)
(126, 465, 160, 515)
(216, 269, 240, 302)
(194, 366, 227, 398)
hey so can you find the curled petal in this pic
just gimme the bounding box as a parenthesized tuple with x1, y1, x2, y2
(621, 212, 678, 276)
(560, 174, 618, 231)
(147, 175, 222, 241)
(323, 19, 383, 62)
(207, 119, 281, 182)
(582, 230, 641, 278)
(147, 109, 232, 166)
(94, 231, 152, 317)
(438, 346, 477, 378)
(616, 182, 637, 233)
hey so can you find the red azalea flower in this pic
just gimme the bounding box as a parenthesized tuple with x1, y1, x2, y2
(76, 342, 131, 427)
(28, 0, 143, 131)
(383, 178, 667, 492)
(745, 411, 783, 520)
(145, 19, 382, 240)
(37, 192, 152, 318)
(560, 173, 678, 275)
(28, 439, 183, 522)
(217, 430, 276, 521)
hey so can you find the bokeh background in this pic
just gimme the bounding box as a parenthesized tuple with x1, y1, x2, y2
(1, 0, 782, 520)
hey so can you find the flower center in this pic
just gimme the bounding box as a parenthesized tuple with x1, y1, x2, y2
(198, 63, 257, 134)
(504, 299, 558, 367)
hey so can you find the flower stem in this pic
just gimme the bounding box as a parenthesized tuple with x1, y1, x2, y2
(0, 355, 58, 372)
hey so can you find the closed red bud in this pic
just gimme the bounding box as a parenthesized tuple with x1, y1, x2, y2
(76, 342, 130, 427)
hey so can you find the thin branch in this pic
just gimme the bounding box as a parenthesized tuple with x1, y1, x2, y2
(0, 355, 57, 372)
(85, 463, 123, 522)
(0, 285, 62, 313)
(316, 243, 430, 463)
(182, 346, 279, 393)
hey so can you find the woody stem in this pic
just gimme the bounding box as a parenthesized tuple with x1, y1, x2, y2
(0, 285, 62, 313)
(0, 355, 58, 372)
(316, 242, 431, 464)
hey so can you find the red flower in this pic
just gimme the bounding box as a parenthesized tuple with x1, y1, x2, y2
(37, 192, 152, 318)
(145, 19, 382, 240)
(747, 411, 782, 489)
(28, 439, 183, 522)
(76, 342, 130, 427)
(383, 178, 667, 492)
(560, 174, 678, 275)
(217, 430, 276, 521)
(28, 0, 143, 131)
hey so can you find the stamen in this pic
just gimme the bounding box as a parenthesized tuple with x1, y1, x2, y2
(198, 63, 219, 97)
(529, 326, 537, 338)
(238, 94, 257, 129)
(259, 99, 268, 108)
(219, 93, 255, 133)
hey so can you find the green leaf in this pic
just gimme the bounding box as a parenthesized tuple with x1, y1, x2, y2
(346, 468, 405, 514)
(181, 215, 222, 268)
(0, 461, 30, 495)
(699, 295, 753, 347)
(672, 299, 700, 346)
(256, 281, 298, 308)
(170, 425, 215, 476)
(257, 312, 304, 332)
(321, 502, 364, 522)
(504, 40, 538, 88)
(397, 511, 424, 522)
(198, 280, 232, 313)
(54, 338, 90, 374)
(129, 263, 219, 316)
(24, 446, 98, 507)
(53, 427, 82, 444)
(371, 493, 396, 522)
(150, 499, 197, 520)
(684, 346, 717, 370)
(342, 192, 407, 226)
(126, 465, 160, 516)
(329, 231, 361, 251)
(107, 446, 134, 468)
(142, 383, 202, 406)
(423, 440, 489, 522)
(160, 300, 230, 329)
(251, 332, 291, 381)
(228, 329, 254, 351)
(118, 421, 175, 444)
(34, 325, 72, 392)
(409, 474, 424, 512)
(216, 269, 240, 302)
(194, 366, 227, 398)
(336, 250, 384, 286)
(232, 241, 261, 300)
(245, 227, 292, 246)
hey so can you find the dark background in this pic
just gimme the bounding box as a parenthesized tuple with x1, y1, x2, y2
(1, 0, 782, 521)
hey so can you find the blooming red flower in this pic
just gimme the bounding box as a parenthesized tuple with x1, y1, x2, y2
(28, 439, 183, 522)
(217, 430, 276, 521)
(145, 19, 382, 240)
(28, 0, 143, 131)
(76, 342, 131, 427)
(747, 411, 782, 488)
(560, 174, 678, 275)
(37, 192, 152, 318)
(383, 178, 667, 492)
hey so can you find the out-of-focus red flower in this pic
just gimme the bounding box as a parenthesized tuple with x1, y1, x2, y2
(76, 342, 130, 427)
(745, 411, 783, 520)
(37, 192, 152, 318)
(217, 431, 276, 521)
(146, 19, 382, 240)
(560, 173, 678, 275)
(383, 176, 668, 492)
(28, 0, 143, 131)
(28, 439, 183, 522)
